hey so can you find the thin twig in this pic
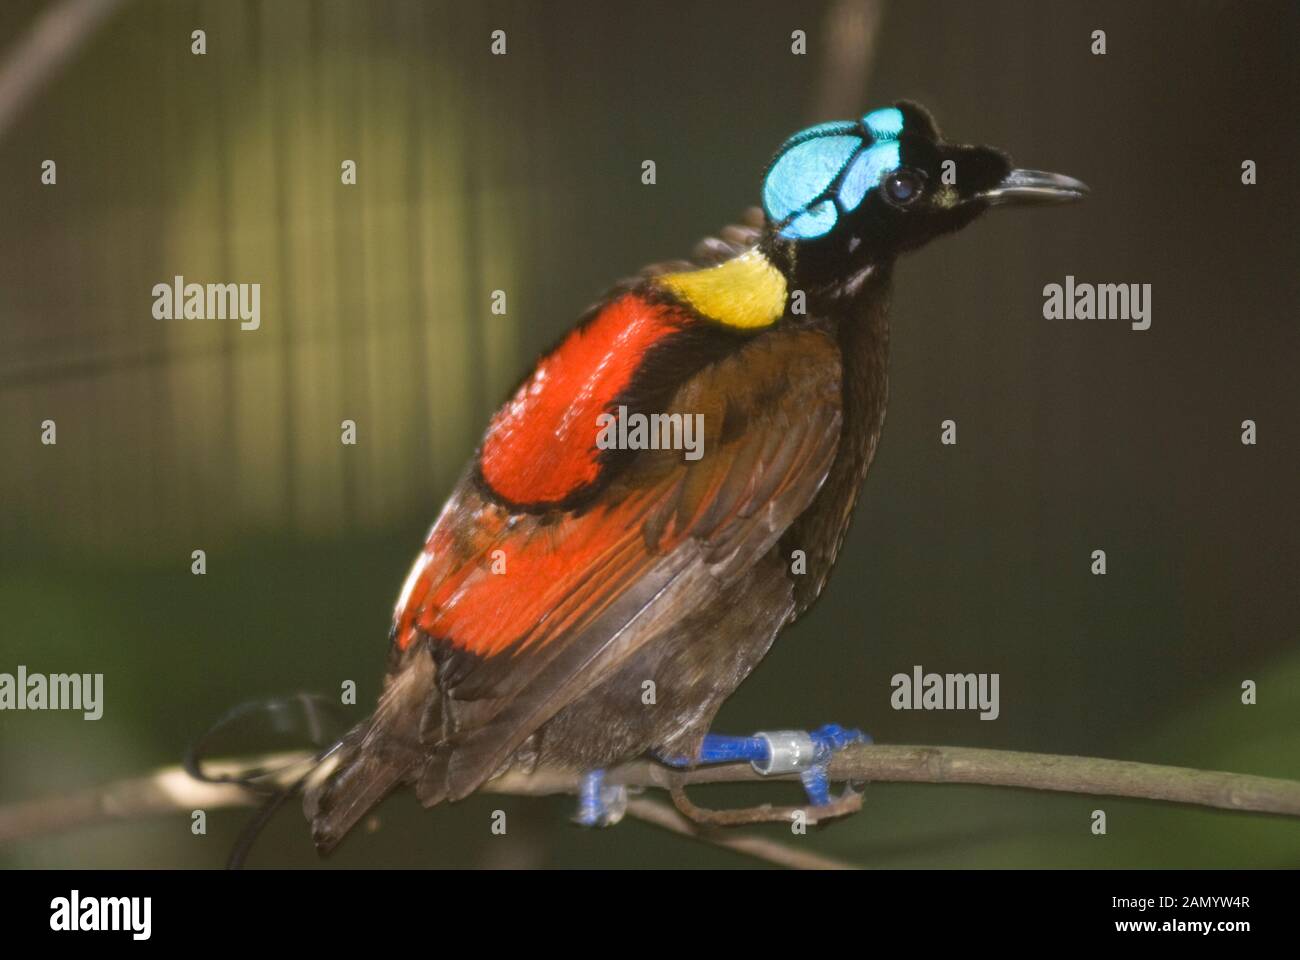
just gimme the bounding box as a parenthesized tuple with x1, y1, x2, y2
(814, 0, 886, 120)
(0, 0, 127, 139)
(0, 752, 841, 870)
(667, 781, 863, 826)
(623, 796, 857, 871)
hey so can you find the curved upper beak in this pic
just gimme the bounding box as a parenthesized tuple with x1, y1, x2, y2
(979, 168, 1090, 206)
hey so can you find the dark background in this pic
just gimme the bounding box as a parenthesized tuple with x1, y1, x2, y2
(0, 0, 1296, 868)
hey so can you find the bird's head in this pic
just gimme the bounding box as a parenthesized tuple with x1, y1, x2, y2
(759, 101, 1087, 294)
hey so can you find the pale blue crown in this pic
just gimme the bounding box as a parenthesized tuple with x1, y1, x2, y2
(762, 107, 905, 240)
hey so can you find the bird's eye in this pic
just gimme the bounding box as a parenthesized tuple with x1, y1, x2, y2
(882, 170, 924, 207)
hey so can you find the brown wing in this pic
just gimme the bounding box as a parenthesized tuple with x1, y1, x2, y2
(404, 324, 843, 802)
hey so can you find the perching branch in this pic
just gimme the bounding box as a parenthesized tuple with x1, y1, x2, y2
(482, 744, 1300, 817)
(2, 744, 1298, 869)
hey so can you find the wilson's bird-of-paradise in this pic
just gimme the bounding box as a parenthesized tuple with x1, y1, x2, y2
(305, 101, 1088, 851)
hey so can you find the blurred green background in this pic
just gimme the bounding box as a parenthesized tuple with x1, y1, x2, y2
(1, 0, 1297, 868)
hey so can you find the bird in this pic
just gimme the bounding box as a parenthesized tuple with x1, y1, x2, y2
(305, 100, 1087, 852)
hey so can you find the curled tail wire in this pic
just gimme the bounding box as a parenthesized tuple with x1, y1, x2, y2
(185, 692, 351, 868)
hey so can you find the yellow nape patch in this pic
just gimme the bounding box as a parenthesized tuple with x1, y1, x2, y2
(657, 249, 787, 329)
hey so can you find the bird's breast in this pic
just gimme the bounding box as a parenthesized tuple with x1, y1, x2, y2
(782, 266, 894, 614)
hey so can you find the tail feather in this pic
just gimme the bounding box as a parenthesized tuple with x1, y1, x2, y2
(304, 648, 435, 854)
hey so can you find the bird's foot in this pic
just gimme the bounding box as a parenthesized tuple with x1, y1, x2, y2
(573, 769, 628, 827)
(753, 724, 870, 806)
(659, 723, 870, 809)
